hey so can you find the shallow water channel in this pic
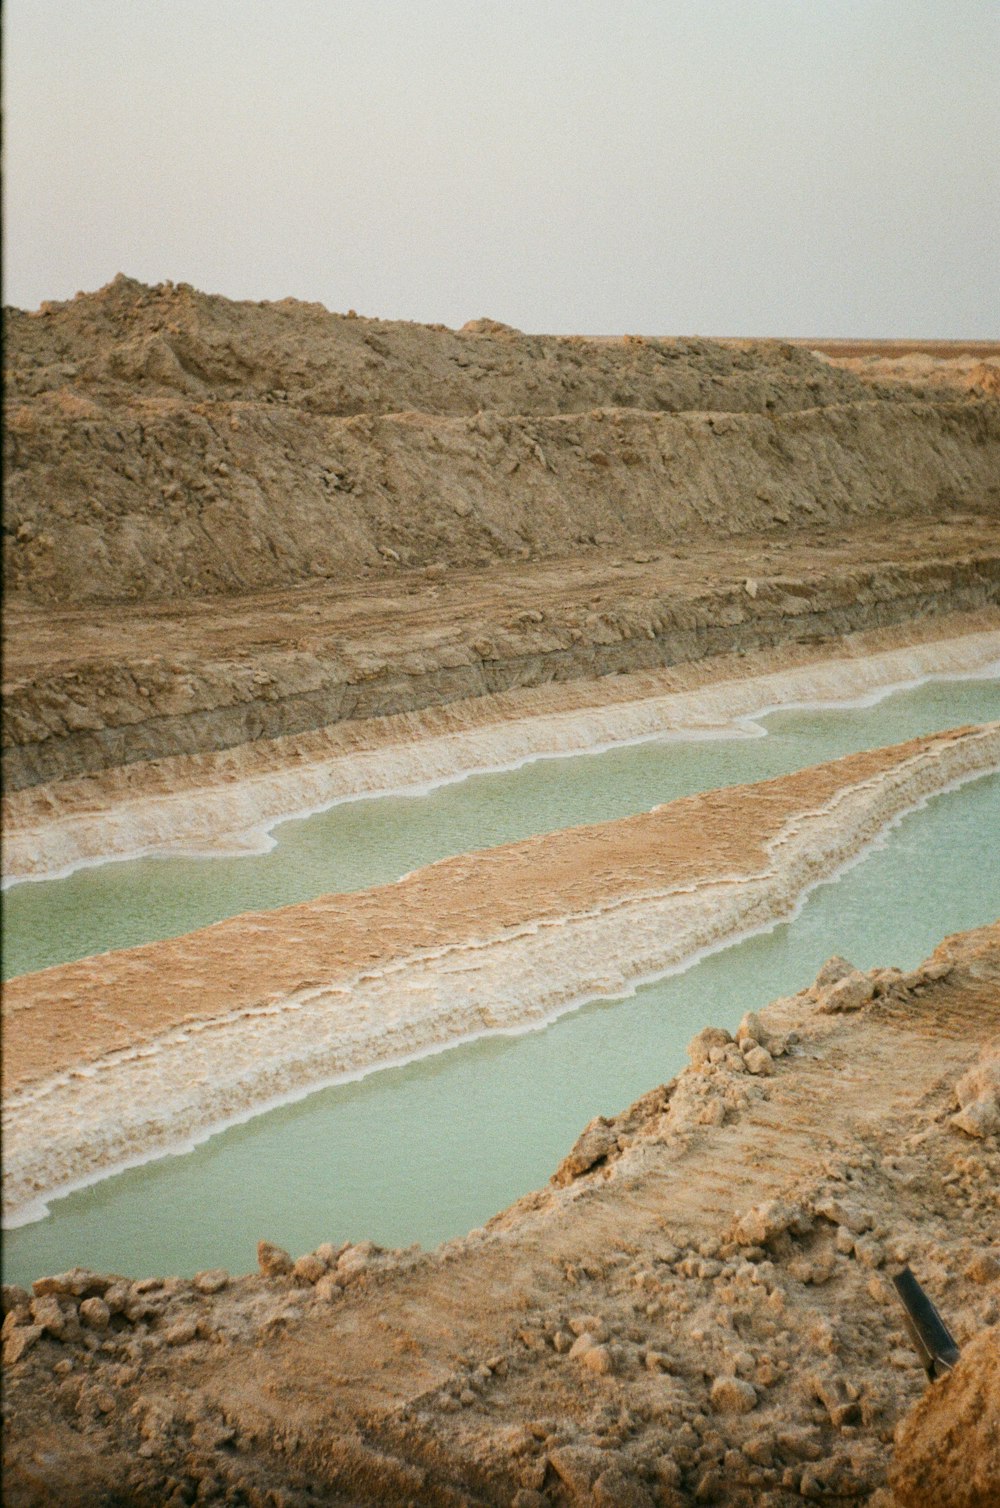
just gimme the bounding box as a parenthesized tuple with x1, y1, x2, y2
(5, 674, 1000, 979)
(3, 678, 999, 1285)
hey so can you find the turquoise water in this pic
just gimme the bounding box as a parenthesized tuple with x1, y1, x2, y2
(4, 767, 998, 1287)
(4, 675, 1000, 979)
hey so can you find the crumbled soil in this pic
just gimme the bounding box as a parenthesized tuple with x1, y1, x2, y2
(3, 926, 998, 1506)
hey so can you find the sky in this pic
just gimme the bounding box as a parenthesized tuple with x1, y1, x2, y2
(4, 0, 998, 336)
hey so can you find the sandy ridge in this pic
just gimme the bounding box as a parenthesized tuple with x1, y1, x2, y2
(4, 722, 998, 1224)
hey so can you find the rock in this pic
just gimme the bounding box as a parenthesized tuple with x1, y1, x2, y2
(30, 1293, 69, 1339)
(645, 1350, 672, 1372)
(314, 1242, 343, 1267)
(854, 1236, 885, 1269)
(193, 1269, 229, 1294)
(809, 956, 856, 997)
(814, 1196, 875, 1233)
(816, 969, 877, 1013)
(2, 1285, 31, 1315)
(593, 1466, 655, 1507)
(956, 1049, 1000, 1110)
(552, 1330, 573, 1354)
(966, 1252, 1000, 1284)
(581, 1344, 615, 1375)
(569, 1333, 596, 1358)
(568, 1314, 605, 1338)
(687, 1026, 733, 1066)
(103, 1282, 129, 1315)
(313, 1274, 342, 1303)
(711, 1376, 758, 1413)
(31, 1268, 110, 1299)
(552, 1117, 618, 1184)
(291, 1253, 326, 1285)
(78, 1298, 110, 1331)
(953, 1100, 1000, 1138)
(890, 1323, 1000, 1507)
(548, 1444, 608, 1495)
(733, 1198, 808, 1246)
(336, 1240, 380, 1282)
(163, 1318, 198, 1346)
(745, 578, 759, 599)
(809, 1372, 861, 1427)
(3, 1325, 43, 1365)
(743, 1044, 774, 1076)
(736, 1011, 766, 1046)
(257, 1240, 293, 1277)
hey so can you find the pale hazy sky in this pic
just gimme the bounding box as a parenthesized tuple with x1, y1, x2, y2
(4, 0, 998, 335)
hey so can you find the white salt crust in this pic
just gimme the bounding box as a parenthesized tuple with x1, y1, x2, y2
(4, 629, 999, 886)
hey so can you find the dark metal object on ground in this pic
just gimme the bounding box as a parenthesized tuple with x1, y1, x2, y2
(892, 1266, 961, 1379)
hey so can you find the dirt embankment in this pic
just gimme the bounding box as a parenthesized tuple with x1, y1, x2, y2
(4, 281, 999, 813)
(5, 278, 1000, 610)
(4, 924, 998, 1507)
(4, 528, 1000, 797)
(804, 340, 1000, 401)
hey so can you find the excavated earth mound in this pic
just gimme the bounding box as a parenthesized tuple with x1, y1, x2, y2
(4, 281, 1000, 832)
(5, 278, 1000, 609)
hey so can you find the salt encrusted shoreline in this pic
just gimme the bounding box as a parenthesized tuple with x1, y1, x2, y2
(3, 619, 999, 885)
(4, 722, 998, 1226)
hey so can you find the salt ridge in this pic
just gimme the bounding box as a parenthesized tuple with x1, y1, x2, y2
(4, 630, 999, 886)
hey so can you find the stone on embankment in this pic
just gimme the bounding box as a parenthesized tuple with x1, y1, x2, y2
(193, 1268, 229, 1294)
(291, 1253, 326, 1285)
(31, 1268, 110, 1299)
(30, 1293, 72, 1339)
(547, 1444, 608, 1495)
(3, 1325, 43, 1365)
(711, 1375, 759, 1413)
(257, 1241, 293, 1277)
(951, 1047, 1000, 1138)
(733, 1198, 810, 1246)
(816, 969, 877, 1013)
(552, 1117, 618, 1184)
(743, 1044, 774, 1076)
(809, 956, 857, 998)
(79, 1297, 110, 1331)
(592, 1465, 655, 1508)
(687, 1026, 733, 1066)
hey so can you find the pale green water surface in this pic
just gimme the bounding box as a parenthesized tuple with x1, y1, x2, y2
(4, 675, 1000, 979)
(3, 764, 997, 1287)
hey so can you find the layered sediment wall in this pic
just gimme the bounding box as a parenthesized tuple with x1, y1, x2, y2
(4, 616, 999, 882)
(4, 723, 997, 1223)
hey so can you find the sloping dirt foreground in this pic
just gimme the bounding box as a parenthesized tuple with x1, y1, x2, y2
(3, 923, 998, 1507)
(4, 721, 999, 1217)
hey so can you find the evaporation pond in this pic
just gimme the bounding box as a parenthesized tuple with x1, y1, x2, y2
(2, 683, 998, 1285)
(5, 673, 1000, 978)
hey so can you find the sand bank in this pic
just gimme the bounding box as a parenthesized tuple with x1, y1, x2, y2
(4, 722, 997, 1224)
(4, 616, 998, 885)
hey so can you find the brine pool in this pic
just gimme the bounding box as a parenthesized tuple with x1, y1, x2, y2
(3, 674, 999, 1286)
